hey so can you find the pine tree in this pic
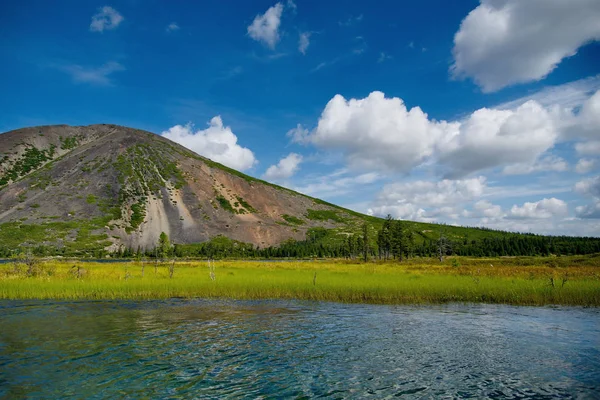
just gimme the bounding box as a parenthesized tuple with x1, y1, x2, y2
(390, 220, 405, 261)
(362, 222, 369, 262)
(158, 232, 172, 259)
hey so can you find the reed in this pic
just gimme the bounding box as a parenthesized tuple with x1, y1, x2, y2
(1, 256, 599, 306)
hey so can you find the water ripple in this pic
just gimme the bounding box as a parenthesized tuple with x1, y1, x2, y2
(0, 300, 598, 398)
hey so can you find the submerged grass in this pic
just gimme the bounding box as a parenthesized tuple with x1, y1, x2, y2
(1, 256, 599, 306)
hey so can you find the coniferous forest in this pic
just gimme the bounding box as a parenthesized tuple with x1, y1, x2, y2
(4, 215, 595, 260)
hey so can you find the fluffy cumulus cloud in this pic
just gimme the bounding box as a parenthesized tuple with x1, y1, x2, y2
(161, 117, 257, 171)
(263, 153, 303, 181)
(464, 200, 504, 219)
(576, 202, 600, 219)
(90, 6, 124, 32)
(507, 198, 568, 219)
(368, 177, 486, 221)
(440, 101, 559, 178)
(575, 175, 600, 198)
(295, 91, 568, 178)
(298, 91, 457, 173)
(576, 158, 596, 174)
(451, 0, 600, 92)
(247, 3, 284, 49)
(574, 175, 600, 219)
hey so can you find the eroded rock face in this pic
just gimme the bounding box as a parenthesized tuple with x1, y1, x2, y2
(0, 124, 357, 250)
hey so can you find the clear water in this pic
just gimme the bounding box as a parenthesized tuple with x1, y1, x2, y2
(0, 300, 598, 399)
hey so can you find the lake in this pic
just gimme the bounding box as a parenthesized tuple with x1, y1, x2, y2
(0, 300, 598, 398)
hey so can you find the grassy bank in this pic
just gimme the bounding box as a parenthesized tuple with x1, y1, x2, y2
(1, 256, 599, 306)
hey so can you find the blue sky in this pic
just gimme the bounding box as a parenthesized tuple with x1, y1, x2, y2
(1, 0, 600, 236)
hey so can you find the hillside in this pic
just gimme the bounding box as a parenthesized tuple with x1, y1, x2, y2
(0, 124, 598, 257)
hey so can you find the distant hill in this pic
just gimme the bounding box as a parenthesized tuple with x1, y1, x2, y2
(0, 124, 598, 257)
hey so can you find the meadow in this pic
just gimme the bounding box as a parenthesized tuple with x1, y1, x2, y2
(1, 255, 599, 306)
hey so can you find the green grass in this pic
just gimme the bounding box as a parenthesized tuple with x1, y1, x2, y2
(235, 195, 256, 213)
(59, 135, 81, 150)
(216, 195, 235, 213)
(0, 145, 56, 187)
(85, 195, 97, 204)
(0, 217, 112, 256)
(282, 214, 305, 225)
(2, 257, 599, 306)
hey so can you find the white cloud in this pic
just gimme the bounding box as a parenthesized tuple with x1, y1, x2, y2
(502, 155, 568, 175)
(300, 91, 457, 173)
(297, 91, 564, 177)
(576, 158, 596, 174)
(575, 141, 600, 155)
(575, 175, 600, 198)
(166, 23, 180, 32)
(368, 203, 434, 223)
(575, 202, 600, 219)
(161, 117, 257, 171)
(298, 32, 310, 55)
(247, 3, 284, 49)
(497, 75, 600, 110)
(369, 177, 486, 221)
(466, 200, 504, 219)
(90, 6, 124, 33)
(574, 175, 600, 219)
(508, 198, 568, 219)
(451, 0, 600, 92)
(263, 153, 303, 181)
(565, 90, 600, 140)
(440, 101, 559, 178)
(287, 124, 310, 144)
(376, 177, 486, 207)
(61, 61, 125, 86)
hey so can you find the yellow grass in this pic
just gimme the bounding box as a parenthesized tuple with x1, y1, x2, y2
(1, 256, 599, 306)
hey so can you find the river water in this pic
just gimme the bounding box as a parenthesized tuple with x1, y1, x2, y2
(0, 300, 598, 398)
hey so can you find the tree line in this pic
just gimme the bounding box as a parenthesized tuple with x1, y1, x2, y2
(0, 218, 599, 259)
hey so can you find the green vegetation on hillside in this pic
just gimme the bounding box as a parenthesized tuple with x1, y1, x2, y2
(0, 218, 112, 257)
(282, 214, 304, 225)
(128, 200, 146, 232)
(235, 196, 256, 213)
(112, 144, 187, 230)
(0, 145, 56, 187)
(216, 195, 236, 213)
(59, 135, 81, 150)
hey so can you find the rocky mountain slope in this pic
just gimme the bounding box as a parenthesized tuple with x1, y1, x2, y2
(0, 124, 368, 253)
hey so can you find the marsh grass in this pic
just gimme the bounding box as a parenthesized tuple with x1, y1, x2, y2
(1, 256, 599, 306)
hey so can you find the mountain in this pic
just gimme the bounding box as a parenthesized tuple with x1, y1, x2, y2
(1, 124, 598, 258)
(0, 124, 378, 254)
